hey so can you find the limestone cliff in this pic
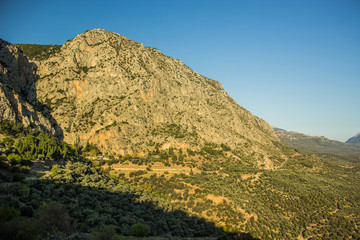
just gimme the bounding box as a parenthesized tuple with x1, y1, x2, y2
(15, 29, 281, 162)
(0, 39, 62, 137)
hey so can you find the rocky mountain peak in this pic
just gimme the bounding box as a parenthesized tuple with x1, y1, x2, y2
(5, 29, 282, 167)
(346, 132, 360, 144)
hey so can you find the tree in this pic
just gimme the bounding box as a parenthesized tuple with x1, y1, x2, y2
(0, 206, 20, 221)
(7, 154, 22, 166)
(130, 223, 150, 237)
(91, 225, 119, 240)
(2, 137, 15, 147)
(37, 201, 71, 235)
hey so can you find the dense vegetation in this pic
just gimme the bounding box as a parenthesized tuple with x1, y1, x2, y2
(116, 150, 360, 239)
(0, 118, 242, 240)
(16, 44, 61, 61)
(1, 118, 359, 239)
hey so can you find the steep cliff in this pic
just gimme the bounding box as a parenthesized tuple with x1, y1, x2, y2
(0, 39, 62, 137)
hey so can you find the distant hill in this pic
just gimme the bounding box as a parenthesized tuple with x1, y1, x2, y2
(274, 128, 360, 163)
(346, 132, 360, 144)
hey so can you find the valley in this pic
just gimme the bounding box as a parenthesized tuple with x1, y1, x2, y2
(274, 128, 360, 164)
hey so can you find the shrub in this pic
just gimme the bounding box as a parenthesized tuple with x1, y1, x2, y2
(92, 225, 119, 240)
(37, 201, 71, 234)
(130, 223, 150, 237)
(0, 206, 20, 221)
(220, 143, 231, 151)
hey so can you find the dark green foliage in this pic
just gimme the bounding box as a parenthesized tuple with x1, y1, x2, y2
(129, 170, 146, 177)
(37, 201, 71, 234)
(0, 206, 20, 221)
(187, 148, 195, 156)
(151, 123, 187, 138)
(14, 131, 77, 160)
(130, 223, 150, 237)
(202, 144, 223, 156)
(83, 142, 102, 157)
(221, 143, 231, 151)
(0, 118, 27, 136)
(91, 225, 119, 240)
(0, 118, 78, 174)
(0, 151, 231, 238)
(0, 215, 40, 240)
(16, 44, 61, 60)
(0, 202, 70, 240)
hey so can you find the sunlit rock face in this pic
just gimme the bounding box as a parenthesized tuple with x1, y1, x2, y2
(6, 29, 281, 167)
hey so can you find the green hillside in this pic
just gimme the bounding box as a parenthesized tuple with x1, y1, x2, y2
(0, 118, 253, 240)
(1, 119, 359, 240)
(16, 44, 61, 60)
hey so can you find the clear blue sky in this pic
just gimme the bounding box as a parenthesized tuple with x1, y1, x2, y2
(1, 0, 359, 142)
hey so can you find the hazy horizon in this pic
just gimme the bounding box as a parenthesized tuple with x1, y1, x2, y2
(1, 0, 359, 142)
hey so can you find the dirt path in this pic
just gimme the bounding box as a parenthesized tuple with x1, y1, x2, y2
(278, 158, 289, 169)
(113, 167, 182, 171)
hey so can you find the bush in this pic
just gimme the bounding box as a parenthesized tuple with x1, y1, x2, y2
(92, 225, 119, 240)
(0, 206, 20, 221)
(220, 143, 231, 151)
(37, 201, 71, 235)
(130, 223, 150, 237)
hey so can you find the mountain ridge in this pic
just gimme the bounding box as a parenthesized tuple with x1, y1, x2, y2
(274, 127, 360, 163)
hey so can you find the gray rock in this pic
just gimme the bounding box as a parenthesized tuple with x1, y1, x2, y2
(0, 38, 62, 138)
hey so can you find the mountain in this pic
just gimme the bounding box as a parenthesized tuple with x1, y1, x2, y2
(23, 29, 282, 167)
(346, 132, 360, 144)
(274, 128, 360, 163)
(1, 29, 360, 240)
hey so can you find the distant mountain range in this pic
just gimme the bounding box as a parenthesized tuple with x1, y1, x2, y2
(274, 128, 360, 163)
(346, 132, 360, 144)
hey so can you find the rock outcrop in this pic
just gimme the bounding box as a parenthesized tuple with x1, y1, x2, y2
(0, 39, 62, 138)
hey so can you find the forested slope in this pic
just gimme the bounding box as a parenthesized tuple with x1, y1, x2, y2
(1, 118, 359, 240)
(0, 118, 251, 240)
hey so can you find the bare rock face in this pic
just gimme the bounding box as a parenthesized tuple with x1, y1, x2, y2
(0, 39, 37, 103)
(0, 39, 62, 137)
(23, 29, 280, 161)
